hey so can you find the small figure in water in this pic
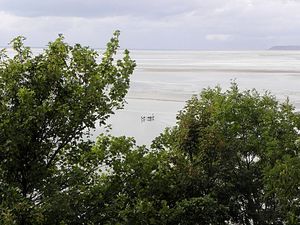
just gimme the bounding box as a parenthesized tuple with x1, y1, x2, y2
(147, 114, 154, 121)
(141, 114, 154, 122)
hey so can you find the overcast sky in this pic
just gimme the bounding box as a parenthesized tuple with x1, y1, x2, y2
(0, 0, 300, 50)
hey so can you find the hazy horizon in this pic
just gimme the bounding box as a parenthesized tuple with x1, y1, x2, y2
(2, 45, 300, 52)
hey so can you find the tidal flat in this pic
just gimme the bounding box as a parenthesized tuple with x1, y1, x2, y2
(93, 50, 300, 145)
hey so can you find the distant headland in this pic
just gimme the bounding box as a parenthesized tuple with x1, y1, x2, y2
(269, 45, 300, 50)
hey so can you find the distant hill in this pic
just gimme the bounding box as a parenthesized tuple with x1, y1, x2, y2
(269, 45, 300, 50)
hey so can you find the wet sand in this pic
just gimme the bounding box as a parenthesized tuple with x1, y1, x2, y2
(93, 50, 300, 145)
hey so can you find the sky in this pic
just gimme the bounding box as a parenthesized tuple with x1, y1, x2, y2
(0, 0, 300, 50)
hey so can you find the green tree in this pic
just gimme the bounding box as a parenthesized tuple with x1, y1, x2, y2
(78, 135, 228, 225)
(0, 31, 135, 224)
(82, 134, 173, 224)
(85, 84, 300, 225)
(265, 155, 300, 224)
(152, 83, 300, 224)
(1, 34, 299, 225)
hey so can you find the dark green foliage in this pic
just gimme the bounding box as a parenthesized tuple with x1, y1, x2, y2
(1, 36, 299, 225)
(0, 32, 135, 224)
(74, 135, 228, 225)
(151, 83, 300, 224)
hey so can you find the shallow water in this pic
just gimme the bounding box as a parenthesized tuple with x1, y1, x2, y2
(10, 48, 299, 145)
(94, 50, 300, 145)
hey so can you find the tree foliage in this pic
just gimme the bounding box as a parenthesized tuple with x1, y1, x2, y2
(151, 84, 300, 224)
(1, 34, 299, 225)
(61, 84, 300, 225)
(0, 31, 135, 224)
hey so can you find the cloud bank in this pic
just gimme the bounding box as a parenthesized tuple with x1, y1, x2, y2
(0, 0, 299, 49)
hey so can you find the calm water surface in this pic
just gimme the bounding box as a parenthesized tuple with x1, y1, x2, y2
(13, 48, 299, 145)
(96, 50, 300, 145)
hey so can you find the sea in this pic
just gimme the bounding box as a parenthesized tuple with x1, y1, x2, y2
(7, 48, 300, 145)
(94, 50, 300, 146)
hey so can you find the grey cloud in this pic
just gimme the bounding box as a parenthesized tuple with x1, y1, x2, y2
(0, 0, 199, 18)
(0, 0, 300, 49)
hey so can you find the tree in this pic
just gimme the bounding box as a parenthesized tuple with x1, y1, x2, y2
(0, 31, 135, 224)
(1, 34, 299, 225)
(152, 83, 300, 224)
(76, 135, 228, 225)
(265, 155, 300, 224)
(79, 83, 300, 225)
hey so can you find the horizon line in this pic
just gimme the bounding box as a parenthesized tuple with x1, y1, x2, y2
(1, 45, 300, 52)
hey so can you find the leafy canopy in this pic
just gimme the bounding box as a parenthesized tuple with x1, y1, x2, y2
(152, 83, 300, 224)
(0, 31, 135, 224)
(1, 33, 300, 225)
(63, 84, 300, 225)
